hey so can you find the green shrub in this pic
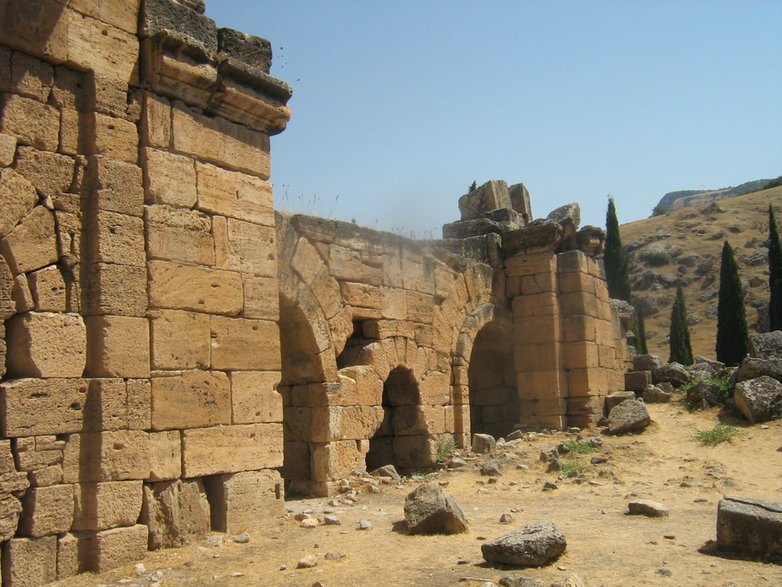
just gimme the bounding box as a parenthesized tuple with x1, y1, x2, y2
(642, 249, 672, 267)
(694, 424, 740, 446)
(436, 435, 456, 463)
(561, 440, 598, 454)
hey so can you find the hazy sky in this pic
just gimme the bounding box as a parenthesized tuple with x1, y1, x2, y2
(206, 1, 782, 236)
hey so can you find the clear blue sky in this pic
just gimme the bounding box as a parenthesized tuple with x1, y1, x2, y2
(206, 1, 782, 236)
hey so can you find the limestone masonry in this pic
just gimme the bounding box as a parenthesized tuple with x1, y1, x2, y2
(0, 0, 629, 583)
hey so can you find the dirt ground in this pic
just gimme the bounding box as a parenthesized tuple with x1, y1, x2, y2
(55, 402, 782, 587)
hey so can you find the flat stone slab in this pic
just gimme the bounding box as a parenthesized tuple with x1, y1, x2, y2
(628, 499, 669, 518)
(481, 521, 566, 567)
(716, 495, 782, 559)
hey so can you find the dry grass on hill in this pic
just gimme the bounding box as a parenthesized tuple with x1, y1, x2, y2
(620, 186, 782, 359)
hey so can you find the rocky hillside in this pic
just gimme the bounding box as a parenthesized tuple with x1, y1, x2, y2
(620, 185, 782, 359)
(653, 179, 770, 214)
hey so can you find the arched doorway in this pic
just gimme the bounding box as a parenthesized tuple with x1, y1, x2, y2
(278, 295, 328, 496)
(467, 321, 519, 438)
(366, 367, 430, 473)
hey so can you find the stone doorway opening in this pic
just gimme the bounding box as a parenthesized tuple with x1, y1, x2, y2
(365, 367, 430, 473)
(278, 296, 327, 496)
(468, 321, 519, 438)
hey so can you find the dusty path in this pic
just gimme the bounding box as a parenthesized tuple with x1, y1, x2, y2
(55, 403, 782, 587)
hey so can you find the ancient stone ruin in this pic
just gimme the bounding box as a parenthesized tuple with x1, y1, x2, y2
(0, 0, 629, 583)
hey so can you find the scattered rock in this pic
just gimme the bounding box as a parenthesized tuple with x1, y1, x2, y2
(481, 461, 503, 476)
(323, 515, 341, 526)
(736, 357, 782, 383)
(607, 400, 651, 435)
(232, 532, 250, 544)
(643, 384, 671, 403)
(539, 447, 558, 463)
(604, 391, 636, 414)
(300, 518, 319, 529)
(507, 430, 525, 441)
(403, 482, 469, 535)
(498, 576, 542, 587)
(716, 495, 782, 559)
(472, 433, 496, 454)
(734, 376, 782, 423)
(627, 499, 669, 517)
(749, 331, 782, 359)
(686, 379, 729, 409)
(657, 568, 672, 577)
(481, 521, 567, 566)
(204, 535, 224, 547)
(448, 457, 468, 469)
(652, 363, 691, 387)
(369, 464, 401, 481)
(543, 482, 558, 491)
(590, 456, 608, 465)
(297, 555, 318, 569)
(500, 513, 515, 524)
(559, 574, 587, 587)
(134, 563, 146, 576)
(546, 459, 561, 473)
(357, 520, 373, 530)
(325, 551, 346, 560)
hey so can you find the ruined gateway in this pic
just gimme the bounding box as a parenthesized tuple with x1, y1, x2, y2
(0, 0, 629, 583)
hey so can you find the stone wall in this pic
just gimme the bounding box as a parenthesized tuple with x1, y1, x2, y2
(0, 0, 630, 583)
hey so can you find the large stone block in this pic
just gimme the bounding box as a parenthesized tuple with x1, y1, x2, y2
(57, 533, 79, 580)
(182, 423, 283, 477)
(73, 481, 143, 532)
(205, 469, 283, 533)
(213, 216, 276, 277)
(1, 536, 57, 587)
(716, 495, 782, 559)
(83, 378, 147, 431)
(231, 371, 282, 424)
(87, 156, 145, 217)
(89, 113, 138, 163)
(86, 210, 145, 266)
(242, 274, 279, 320)
(18, 484, 73, 538)
(0, 94, 59, 152)
(0, 206, 59, 275)
(28, 265, 68, 312)
(82, 262, 148, 316)
(195, 161, 273, 225)
(66, 7, 139, 83)
(6, 312, 86, 377)
(150, 309, 210, 370)
(9, 51, 53, 102)
(141, 93, 172, 148)
(69, 0, 141, 34)
(0, 378, 88, 437)
(142, 148, 196, 208)
(311, 439, 367, 482)
(85, 524, 148, 573)
(173, 104, 270, 178)
(63, 431, 150, 483)
(143, 479, 210, 549)
(210, 316, 281, 370)
(0, 132, 16, 166)
(86, 315, 150, 378)
(13, 436, 63, 488)
(458, 180, 511, 220)
(148, 260, 243, 315)
(148, 430, 181, 481)
(145, 204, 215, 265)
(151, 370, 230, 430)
(13, 146, 75, 196)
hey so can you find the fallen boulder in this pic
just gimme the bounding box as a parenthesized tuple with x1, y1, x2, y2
(736, 356, 782, 383)
(642, 385, 671, 403)
(652, 362, 691, 387)
(716, 495, 782, 559)
(734, 376, 782, 423)
(627, 499, 669, 518)
(749, 331, 782, 360)
(369, 464, 401, 481)
(686, 379, 730, 409)
(481, 521, 566, 566)
(403, 482, 468, 535)
(607, 399, 650, 435)
(633, 354, 663, 372)
(472, 433, 496, 454)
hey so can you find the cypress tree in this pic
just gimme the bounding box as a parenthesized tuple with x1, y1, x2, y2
(605, 197, 632, 301)
(769, 205, 782, 331)
(668, 285, 693, 365)
(635, 305, 649, 355)
(716, 241, 749, 365)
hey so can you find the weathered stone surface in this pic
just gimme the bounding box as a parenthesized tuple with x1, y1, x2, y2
(1, 536, 57, 587)
(509, 182, 532, 222)
(151, 370, 231, 430)
(652, 362, 691, 387)
(145, 204, 214, 265)
(502, 221, 563, 255)
(6, 312, 86, 377)
(736, 357, 782, 383)
(148, 260, 243, 315)
(472, 433, 496, 454)
(63, 431, 150, 483)
(86, 210, 145, 266)
(459, 180, 511, 221)
(231, 371, 283, 423)
(734, 376, 782, 424)
(73, 481, 143, 531)
(14, 436, 64, 488)
(195, 161, 274, 225)
(604, 391, 635, 414)
(57, 533, 79, 580)
(88, 156, 145, 217)
(642, 385, 672, 403)
(86, 315, 150, 378)
(205, 469, 283, 533)
(749, 331, 782, 360)
(607, 399, 650, 435)
(218, 28, 272, 72)
(28, 265, 68, 312)
(183, 423, 283, 476)
(0, 441, 27, 541)
(0, 94, 60, 151)
(0, 133, 16, 167)
(481, 521, 567, 567)
(143, 148, 197, 208)
(86, 524, 148, 573)
(148, 431, 182, 481)
(370, 464, 401, 481)
(403, 482, 468, 535)
(0, 206, 59, 275)
(214, 217, 276, 277)
(627, 499, 669, 517)
(547, 203, 580, 233)
(13, 146, 75, 196)
(624, 370, 651, 392)
(686, 379, 729, 410)
(0, 379, 88, 437)
(150, 310, 210, 369)
(210, 316, 281, 370)
(83, 262, 148, 317)
(142, 0, 218, 54)
(19, 484, 74, 537)
(143, 479, 210, 549)
(0, 169, 38, 238)
(90, 114, 139, 163)
(716, 495, 782, 559)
